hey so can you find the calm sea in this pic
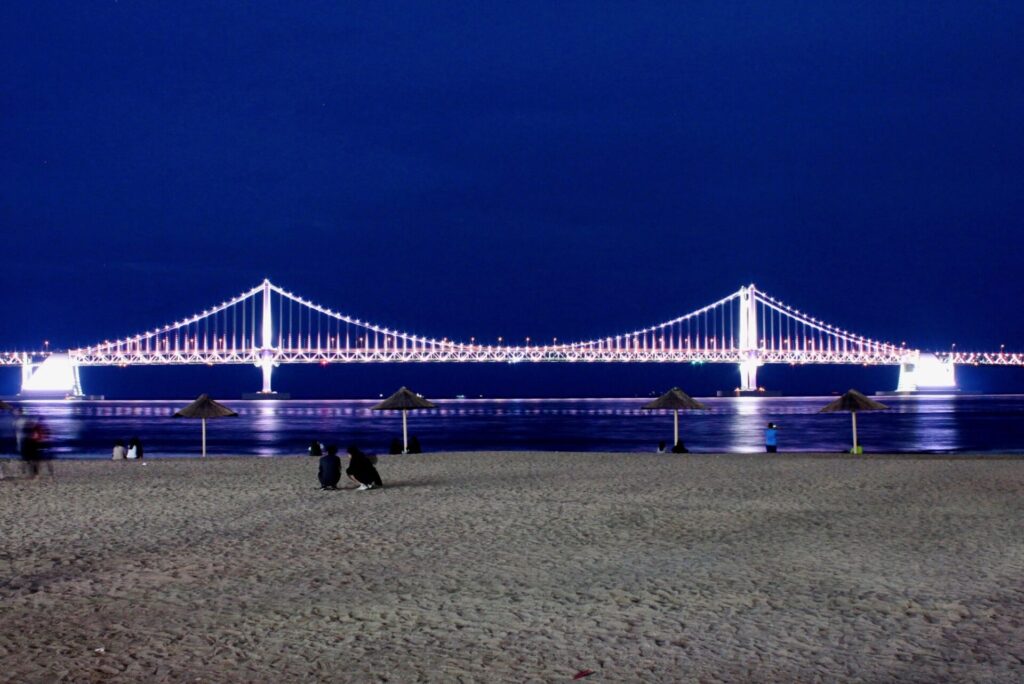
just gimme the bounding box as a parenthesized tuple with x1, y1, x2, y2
(3, 395, 1024, 459)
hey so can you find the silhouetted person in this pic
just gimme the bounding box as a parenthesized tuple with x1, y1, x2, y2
(309, 440, 323, 457)
(346, 445, 382, 490)
(129, 436, 144, 460)
(765, 423, 778, 453)
(389, 437, 402, 455)
(657, 441, 667, 453)
(112, 440, 127, 460)
(408, 435, 422, 454)
(21, 417, 53, 478)
(318, 444, 342, 489)
(671, 441, 688, 454)
(13, 407, 28, 456)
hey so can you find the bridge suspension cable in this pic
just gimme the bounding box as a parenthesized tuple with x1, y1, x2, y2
(3, 279, 1021, 397)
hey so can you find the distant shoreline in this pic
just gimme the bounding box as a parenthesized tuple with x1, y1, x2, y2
(6, 450, 1024, 463)
(9, 393, 1024, 401)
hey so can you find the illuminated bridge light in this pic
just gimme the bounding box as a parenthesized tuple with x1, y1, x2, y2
(3, 280, 1017, 395)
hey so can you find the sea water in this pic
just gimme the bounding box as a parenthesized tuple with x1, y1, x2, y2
(3, 395, 1024, 459)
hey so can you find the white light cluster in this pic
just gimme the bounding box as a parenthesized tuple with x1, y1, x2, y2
(22, 353, 78, 393)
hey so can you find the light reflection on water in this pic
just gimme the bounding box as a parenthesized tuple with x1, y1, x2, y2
(1, 395, 1023, 459)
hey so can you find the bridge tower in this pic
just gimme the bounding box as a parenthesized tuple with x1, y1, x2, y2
(737, 285, 762, 393)
(257, 279, 278, 395)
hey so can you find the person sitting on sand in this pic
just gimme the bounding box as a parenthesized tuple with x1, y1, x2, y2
(309, 440, 323, 457)
(657, 441, 667, 453)
(671, 441, 689, 454)
(318, 444, 342, 490)
(129, 436, 144, 460)
(112, 440, 127, 460)
(346, 445, 382, 491)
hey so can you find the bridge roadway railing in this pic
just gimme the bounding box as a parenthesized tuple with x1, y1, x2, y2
(67, 349, 261, 366)
(61, 347, 917, 366)
(938, 352, 1024, 366)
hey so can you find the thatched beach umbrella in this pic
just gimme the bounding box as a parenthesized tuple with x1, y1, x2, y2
(819, 389, 888, 454)
(372, 387, 435, 454)
(643, 388, 706, 449)
(173, 394, 238, 457)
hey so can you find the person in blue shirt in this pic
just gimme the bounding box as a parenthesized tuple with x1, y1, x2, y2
(765, 423, 778, 453)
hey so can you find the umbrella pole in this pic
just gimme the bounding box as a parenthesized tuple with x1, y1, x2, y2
(673, 409, 679, 448)
(851, 412, 858, 454)
(402, 411, 408, 454)
(202, 418, 207, 458)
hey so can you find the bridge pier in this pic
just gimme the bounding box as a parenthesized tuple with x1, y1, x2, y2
(738, 359, 760, 393)
(894, 352, 958, 393)
(259, 355, 275, 394)
(20, 353, 84, 398)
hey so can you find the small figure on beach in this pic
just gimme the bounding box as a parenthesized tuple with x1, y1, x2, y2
(308, 440, 324, 457)
(318, 444, 342, 490)
(346, 445, 382, 491)
(408, 435, 422, 454)
(389, 437, 402, 455)
(671, 441, 688, 454)
(129, 436, 144, 460)
(765, 423, 778, 453)
(657, 441, 667, 453)
(112, 440, 127, 460)
(20, 417, 53, 478)
(13, 407, 28, 456)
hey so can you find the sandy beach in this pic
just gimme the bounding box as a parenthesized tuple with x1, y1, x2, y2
(1, 452, 1023, 682)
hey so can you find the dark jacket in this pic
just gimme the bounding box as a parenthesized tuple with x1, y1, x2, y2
(346, 448, 382, 487)
(318, 453, 341, 488)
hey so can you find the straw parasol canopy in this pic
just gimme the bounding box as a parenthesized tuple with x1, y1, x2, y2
(173, 394, 238, 457)
(373, 387, 435, 454)
(643, 388, 706, 450)
(819, 389, 888, 454)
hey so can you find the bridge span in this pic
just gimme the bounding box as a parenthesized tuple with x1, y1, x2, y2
(3, 279, 1020, 397)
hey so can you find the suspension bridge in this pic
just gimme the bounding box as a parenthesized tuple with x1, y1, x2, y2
(3, 279, 1021, 397)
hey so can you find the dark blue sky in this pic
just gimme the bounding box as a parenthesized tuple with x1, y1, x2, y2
(2, 2, 1023, 397)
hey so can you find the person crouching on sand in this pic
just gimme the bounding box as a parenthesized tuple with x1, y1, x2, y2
(346, 445, 382, 491)
(318, 444, 342, 490)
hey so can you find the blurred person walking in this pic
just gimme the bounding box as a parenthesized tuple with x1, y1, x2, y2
(21, 417, 54, 479)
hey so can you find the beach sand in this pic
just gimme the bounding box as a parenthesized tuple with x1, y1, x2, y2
(1, 452, 1023, 682)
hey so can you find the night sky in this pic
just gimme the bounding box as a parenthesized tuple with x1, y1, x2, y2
(2, 2, 1023, 398)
